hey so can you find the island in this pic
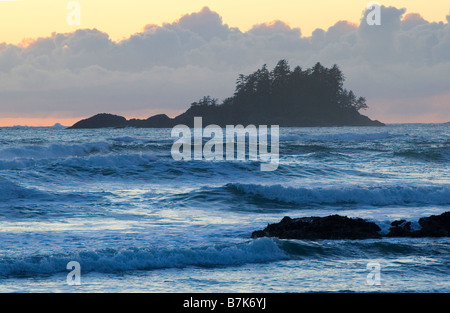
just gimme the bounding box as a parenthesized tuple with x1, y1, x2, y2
(69, 60, 384, 129)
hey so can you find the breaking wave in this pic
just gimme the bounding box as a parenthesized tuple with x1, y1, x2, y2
(226, 183, 450, 206)
(0, 178, 47, 201)
(0, 238, 287, 278)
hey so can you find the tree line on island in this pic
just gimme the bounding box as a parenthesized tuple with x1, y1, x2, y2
(69, 60, 384, 129)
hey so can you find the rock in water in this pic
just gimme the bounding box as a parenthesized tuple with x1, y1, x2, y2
(418, 212, 450, 237)
(387, 220, 412, 237)
(387, 212, 450, 237)
(253, 212, 450, 240)
(251, 215, 382, 240)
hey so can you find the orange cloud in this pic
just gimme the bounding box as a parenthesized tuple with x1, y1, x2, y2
(402, 13, 426, 21)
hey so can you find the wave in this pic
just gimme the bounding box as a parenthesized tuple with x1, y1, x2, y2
(394, 146, 450, 162)
(0, 238, 287, 278)
(0, 178, 48, 201)
(0, 177, 111, 208)
(0, 151, 263, 179)
(226, 183, 450, 206)
(2, 236, 448, 278)
(59, 153, 158, 170)
(107, 136, 138, 143)
(279, 238, 450, 259)
(0, 142, 111, 160)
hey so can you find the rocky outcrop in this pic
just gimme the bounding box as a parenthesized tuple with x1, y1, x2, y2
(251, 215, 382, 240)
(387, 212, 450, 237)
(68, 113, 174, 129)
(68, 108, 384, 129)
(252, 212, 450, 240)
(418, 212, 450, 236)
(68, 113, 128, 129)
(386, 220, 412, 237)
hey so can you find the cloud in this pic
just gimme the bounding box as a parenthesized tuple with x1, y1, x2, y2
(172, 6, 232, 41)
(0, 5, 449, 122)
(402, 13, 428, 30)
(249, 20, 301, 37)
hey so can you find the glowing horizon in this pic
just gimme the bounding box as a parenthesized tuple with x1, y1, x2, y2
(1, 0, 449, 45)
(0, 1, 449, 126)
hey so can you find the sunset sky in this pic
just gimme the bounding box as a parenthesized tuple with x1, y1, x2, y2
(0, 0, 449, 126)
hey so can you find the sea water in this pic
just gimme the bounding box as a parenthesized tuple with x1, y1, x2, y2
(0, 123, 448, 292)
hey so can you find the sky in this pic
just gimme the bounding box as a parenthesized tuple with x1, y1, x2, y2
(0, 0, 449, 126)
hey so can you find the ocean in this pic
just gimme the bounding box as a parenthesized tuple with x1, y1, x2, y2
(0, 123, 448, 292)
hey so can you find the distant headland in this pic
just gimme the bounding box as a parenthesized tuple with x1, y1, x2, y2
(69, 60, 384, 129)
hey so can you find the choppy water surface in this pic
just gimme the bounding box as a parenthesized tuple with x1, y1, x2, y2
(0, 123, 448, 292)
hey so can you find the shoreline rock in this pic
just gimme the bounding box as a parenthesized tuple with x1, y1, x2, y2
(387, 212, 450, 237)
(252, 215, 382, 240)
(252, 212, 450, 240)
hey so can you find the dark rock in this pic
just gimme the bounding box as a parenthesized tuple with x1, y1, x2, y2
(417, 212, 450, 237)
(251, 215, 382, 240)
(254, 212, 450, 241)
(387, 220, 412, 237)
(387, 212, 450, 237)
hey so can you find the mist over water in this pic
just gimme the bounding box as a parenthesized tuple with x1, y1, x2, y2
(0, 124, 448, 292)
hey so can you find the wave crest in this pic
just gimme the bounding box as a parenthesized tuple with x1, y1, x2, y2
(0, 238, 287, 278)
(226, 183, 450, 206)
(0, 178, 47, 201)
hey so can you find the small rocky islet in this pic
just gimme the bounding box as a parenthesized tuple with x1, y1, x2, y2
(251, 212, 450, 240)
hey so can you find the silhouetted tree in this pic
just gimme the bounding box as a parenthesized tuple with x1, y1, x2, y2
(191, 59, 370, 125)
(191, 96, 218, 108)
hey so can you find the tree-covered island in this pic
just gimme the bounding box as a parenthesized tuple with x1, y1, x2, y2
(69, 60, 384, 129)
